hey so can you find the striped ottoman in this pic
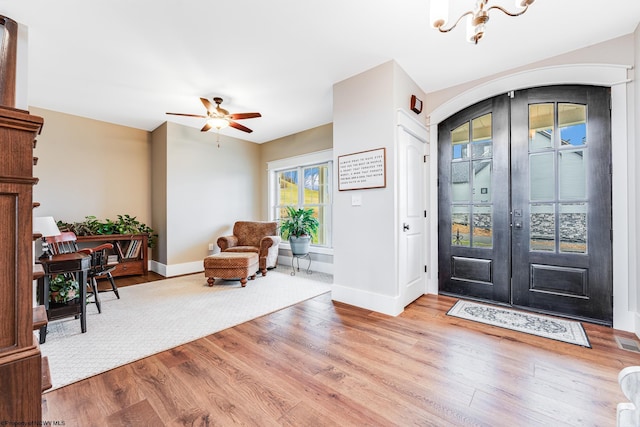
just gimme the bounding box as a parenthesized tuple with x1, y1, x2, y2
(204, 252, 259, 287)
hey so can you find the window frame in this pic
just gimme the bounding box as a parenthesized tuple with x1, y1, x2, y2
(267, 149, 333, 255)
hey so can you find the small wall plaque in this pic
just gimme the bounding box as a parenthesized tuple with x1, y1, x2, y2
(410, 95, 422, 114)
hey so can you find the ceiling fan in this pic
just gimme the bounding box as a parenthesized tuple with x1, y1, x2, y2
(166, 97, 261, 133)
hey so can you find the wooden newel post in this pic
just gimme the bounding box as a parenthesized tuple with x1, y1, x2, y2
(0, 15, 17, 108)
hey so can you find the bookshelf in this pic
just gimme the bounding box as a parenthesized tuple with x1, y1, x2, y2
(77, 234, 149, 277)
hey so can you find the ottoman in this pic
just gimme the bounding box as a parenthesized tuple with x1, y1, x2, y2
(204, 252, 259, 287)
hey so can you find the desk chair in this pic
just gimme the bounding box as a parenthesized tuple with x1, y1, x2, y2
(45, 231, 120, 313)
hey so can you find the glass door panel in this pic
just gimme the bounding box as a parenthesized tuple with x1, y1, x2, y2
(529, 103, 554, 150)
(559, 150, 587, 200)
(530, 203, 555, 251)
(472, 205, 492, 249)
(560, 203, 587, 254)
(529, 153, 555, 201)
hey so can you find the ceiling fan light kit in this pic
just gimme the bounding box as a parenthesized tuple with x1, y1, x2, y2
(430, 0, 534, 44)
(166, 97, 261, 134)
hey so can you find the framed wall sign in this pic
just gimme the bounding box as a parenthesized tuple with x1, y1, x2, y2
(338, 148, 386, 191)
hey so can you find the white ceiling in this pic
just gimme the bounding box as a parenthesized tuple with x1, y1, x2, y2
(1, 1, 639, 143)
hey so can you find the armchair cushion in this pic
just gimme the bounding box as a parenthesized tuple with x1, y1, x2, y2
(217, 221, 281, 276)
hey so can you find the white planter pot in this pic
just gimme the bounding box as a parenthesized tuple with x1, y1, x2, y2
(289, 235, 311, 256)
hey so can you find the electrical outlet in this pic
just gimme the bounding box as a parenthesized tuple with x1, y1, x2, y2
(208, 243, 214, 251)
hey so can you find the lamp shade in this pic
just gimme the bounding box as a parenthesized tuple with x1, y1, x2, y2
(209, 117, 229, 130)
(33, 216, 61, 237)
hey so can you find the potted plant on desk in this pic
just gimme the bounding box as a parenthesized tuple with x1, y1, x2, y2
(49, 274, 79, 304)
(280, 207, 319, 256)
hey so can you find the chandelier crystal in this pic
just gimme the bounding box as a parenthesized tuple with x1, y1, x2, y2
(430, 0, 535, 44)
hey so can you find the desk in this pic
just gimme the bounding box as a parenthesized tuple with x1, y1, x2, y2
(37, 252, 91, 344)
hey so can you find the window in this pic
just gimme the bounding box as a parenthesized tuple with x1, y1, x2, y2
(268, 150, 333, 249)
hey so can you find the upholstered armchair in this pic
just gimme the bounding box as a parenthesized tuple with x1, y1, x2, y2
(217, 221, 281, 276)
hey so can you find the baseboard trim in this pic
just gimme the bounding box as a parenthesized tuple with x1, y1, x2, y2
(331, 283, 403, 316)
(151, 257, 333, 279)
(149, 260, 202, 278)
(277, 255, 333, 275)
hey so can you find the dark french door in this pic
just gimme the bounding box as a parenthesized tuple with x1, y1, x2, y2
(438, 85, 613, 325)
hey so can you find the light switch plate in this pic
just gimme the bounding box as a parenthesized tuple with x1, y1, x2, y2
(351, 194, 362, 206)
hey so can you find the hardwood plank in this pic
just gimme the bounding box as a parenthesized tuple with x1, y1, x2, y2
(41, 356, 51, 391)
(105, 399, 164, 427)
(41, 287, 637, 426)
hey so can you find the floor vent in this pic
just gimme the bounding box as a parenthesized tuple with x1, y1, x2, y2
(615, 336, 640, 353)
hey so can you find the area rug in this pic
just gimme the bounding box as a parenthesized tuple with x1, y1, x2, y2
(39, 269, 331, 391)
(447, 300, 591, 348)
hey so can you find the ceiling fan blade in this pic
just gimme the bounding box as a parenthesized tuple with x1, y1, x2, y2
(200, 97, 216, 113)
(229, 112, 262, 120)
(201, 122, 213, 132)
(228, 120, 253, 133)
(166, 112, 207, 118)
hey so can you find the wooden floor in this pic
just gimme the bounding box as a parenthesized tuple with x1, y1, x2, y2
(43, 275, 640, 426)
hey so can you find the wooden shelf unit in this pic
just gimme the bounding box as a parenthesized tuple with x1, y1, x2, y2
(0, 105, 46, 422)
(76, 233, 149, 277)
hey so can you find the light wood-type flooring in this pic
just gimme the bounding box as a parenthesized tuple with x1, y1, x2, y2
(42, 273, 640, 426)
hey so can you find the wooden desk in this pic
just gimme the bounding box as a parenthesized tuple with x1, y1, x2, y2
(37, 252, 91, 344)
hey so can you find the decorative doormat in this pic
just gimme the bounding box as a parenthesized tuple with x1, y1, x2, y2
(447, 300, 591, 348)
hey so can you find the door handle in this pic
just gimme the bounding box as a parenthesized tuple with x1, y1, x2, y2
(403, 223, 410, 232)
(513, 208, 523, 229)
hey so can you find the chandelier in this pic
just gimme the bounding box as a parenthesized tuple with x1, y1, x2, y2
(430, 0, 535, 44)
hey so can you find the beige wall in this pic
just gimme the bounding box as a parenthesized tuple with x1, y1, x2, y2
(28, 106, 326, 276)
(150, 122, 168, 265)
(31, 107, 152, 227)
(259, 123, 333, 218)
(159, 122, 262, 273)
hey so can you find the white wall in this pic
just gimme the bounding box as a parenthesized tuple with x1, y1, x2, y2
(332, 60, 427, 315)
(633, 23, 640, 333)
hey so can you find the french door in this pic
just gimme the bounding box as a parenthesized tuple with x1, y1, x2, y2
(438, 85, 613, 325)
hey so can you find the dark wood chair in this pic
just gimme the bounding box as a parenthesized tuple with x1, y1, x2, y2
(45, 231, 120, 313)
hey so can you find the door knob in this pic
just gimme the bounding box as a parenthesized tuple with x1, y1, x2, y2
(403, 223, 410, 231)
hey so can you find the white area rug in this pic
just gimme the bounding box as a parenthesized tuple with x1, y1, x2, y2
(39, 269, 331, 391)
(447, 300, 591, 348)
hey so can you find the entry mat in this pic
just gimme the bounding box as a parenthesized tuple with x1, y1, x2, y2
(447, 300, 591, 348)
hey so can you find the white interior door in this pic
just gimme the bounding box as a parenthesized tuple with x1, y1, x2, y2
(398, 116, 427, 307)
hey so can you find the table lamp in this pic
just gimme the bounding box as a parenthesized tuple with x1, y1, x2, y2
(33, 216, 61, 259)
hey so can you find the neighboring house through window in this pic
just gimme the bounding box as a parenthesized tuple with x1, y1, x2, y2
(268, 149, 333, 251)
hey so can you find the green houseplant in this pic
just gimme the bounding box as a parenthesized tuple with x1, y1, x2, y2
(57, 214, 156, 248)
(49, 274, 79, 304)
(280, 207, 319, 256)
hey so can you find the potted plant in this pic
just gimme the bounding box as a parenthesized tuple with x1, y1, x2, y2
(49, 274, 80, 304)
(280, 206, 319, 256)
(57, 214, 156, 248)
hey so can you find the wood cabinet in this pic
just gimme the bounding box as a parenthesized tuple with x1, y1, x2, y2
(77, 233, 148, 277)
(0, 106, 46, 423)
